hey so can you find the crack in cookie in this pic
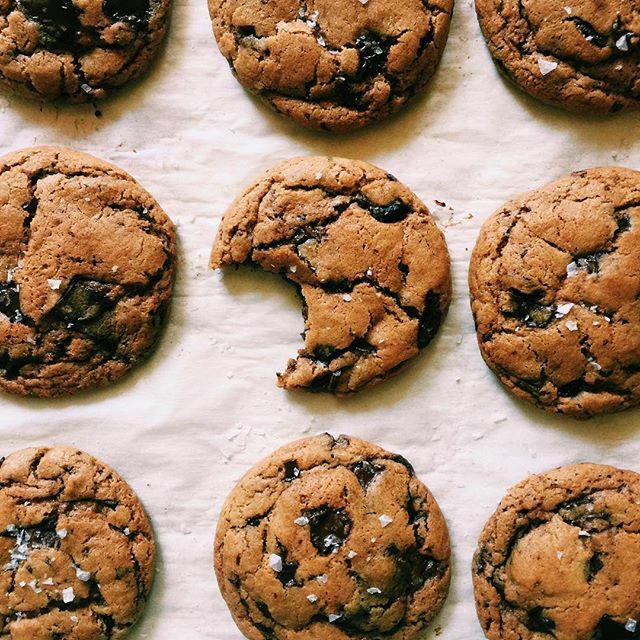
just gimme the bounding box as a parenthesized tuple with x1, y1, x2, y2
(210, 156, 451, 396)
(469, 167, 640, 418)
(0, 146, 177, 398)
(215, 433, 451, 640)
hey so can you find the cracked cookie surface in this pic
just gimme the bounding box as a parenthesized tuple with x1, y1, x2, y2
(215, 433, 451, 640)
(0, 0, 171, 102)
(469, 167, 640, 418)
(0, 146, 176, 398)
(475, 0, 640, 113)
(208, 0, 453, 131)
(0, 446, 155, 640)
(473, 463, 640, 640)
(210, 156, 451, 396)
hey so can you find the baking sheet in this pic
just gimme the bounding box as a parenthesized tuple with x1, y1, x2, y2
(1, 0, 640, 637)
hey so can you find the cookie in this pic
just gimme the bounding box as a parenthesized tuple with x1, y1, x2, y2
(469, 167, 640, 418)
(215, 433, 451, 640)
(0, 0, 171, 102)
(208, 0, 454, 131)
(475, 0, 640, 113)
(210, 156, 451, 396)
(473, 463, 640, 640)
(0, 145, 176, 398)
(0, 446, 155, 639)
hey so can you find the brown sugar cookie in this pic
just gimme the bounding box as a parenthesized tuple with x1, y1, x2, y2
(0, 0, 171, 102)
(475, 0, 640, 113)
(473, 463, 640, 640)
(0, 446, 156, 639)
(207, 0, 454, 131)
(210, 156, 451, 396)
(0, 146, 177, 398)
(215, 433, 451, 640)
(469, 167, 640, 418)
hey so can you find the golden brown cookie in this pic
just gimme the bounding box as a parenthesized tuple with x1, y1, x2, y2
(215, 433, 451, 640)
(0, 446, 156, 639)
(0, 0, 171, 102)
(475, 0, 640, 113)
(473, 463, 640, 640)
(208, 0, 454, 131)
(210, 156, 451, 396)
(469, 167, 640, 418)
(0, 146, 176, 398)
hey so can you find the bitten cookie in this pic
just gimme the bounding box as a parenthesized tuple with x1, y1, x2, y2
(469, 167, 640, 418)
(208, 0, 454, 131)
(473, 463, 640, 640)
(215, 433, 451, 640)
(211, 156, 451, 396)
(0, 0, 171, 102)
(0, 146, 176, 398)
(0, 446, 156, 639)
(475, 0, 640, 113)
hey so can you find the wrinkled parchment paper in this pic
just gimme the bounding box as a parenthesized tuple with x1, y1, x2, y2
(1, 0, 640, 637)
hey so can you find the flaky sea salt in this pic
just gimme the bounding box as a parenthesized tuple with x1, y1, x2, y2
(564, 5, 572, 13)
(379, 515, 393, 528)
(76, 567, 91, 582)
(347, 550, 358, 559)
(56, 529, 68, 539)
(555, 302, 574, 317)
(565, 320, 578, 331)
(342, 294, 352, 302)
(538, 58, 558, 75)
(62, 587, 75, 603)
(616, 35, 629, 52)
(70, 616, 79, 623)
(294, 516, 309, 526)
(626, 619, 637, 633)
(42, 577, 54, 585)
(328, 613, 342, 623)
(367, 587, 382, 594)
(307, 594, 318, 603)
(565, 261, 579, 277)
(316, 574, 328, 584)
(268, 554, 283, 572)
(556, 551, 564, 560)
(28, 580, 41, 594)
(47, 279, 62, 290)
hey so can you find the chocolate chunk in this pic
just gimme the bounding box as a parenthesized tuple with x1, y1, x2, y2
(306, 507, 352, 555)
(526, 607, 555, 633)
(357, 197, 412, 223)
(283, 461, 300, 483)
(351, 460, 384, 490)
(354, 33, 391, 81)
(17, 0, 82, 50)
(103, 0, 151, 29)
(53, 281, 115, 323)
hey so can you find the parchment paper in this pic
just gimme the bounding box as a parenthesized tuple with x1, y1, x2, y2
(1, 0, 640, 637)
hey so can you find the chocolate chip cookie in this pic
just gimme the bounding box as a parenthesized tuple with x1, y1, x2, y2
(0, 146, 176, 398)
(0, 0, 171, 102)
(210, 156, 451, 396)
(475, 0, 640, 113)
(473, 463, 640, 640)
(208, 0, 454, 131)
(215, 433, 451, 640)
(0, 446, 156, 639)
(469, 167, 640, 418)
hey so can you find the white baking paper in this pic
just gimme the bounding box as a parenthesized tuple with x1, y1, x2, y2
(0, 0, 639, 637)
